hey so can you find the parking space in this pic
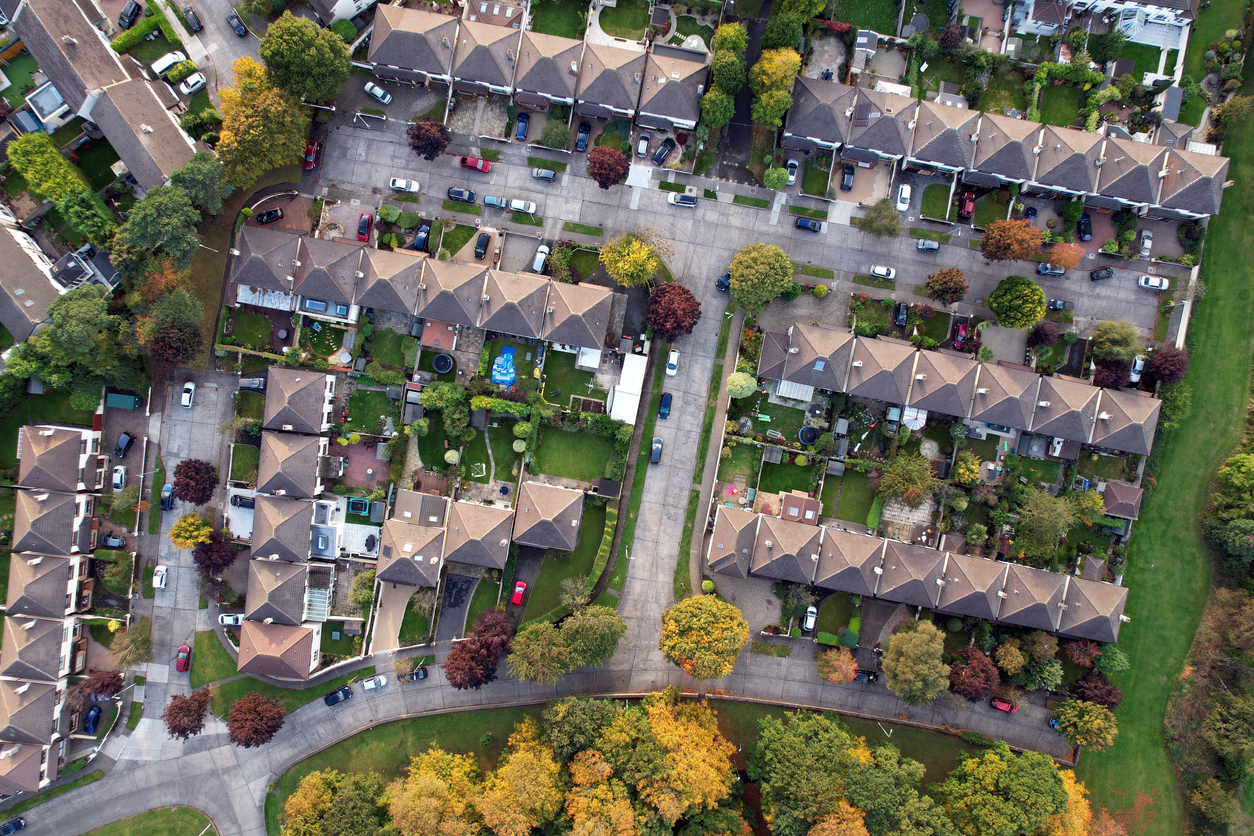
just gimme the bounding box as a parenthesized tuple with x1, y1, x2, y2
(340, 78, 444, 122)
(324, 200, 377, 245)
(248, 194, 314, 234)
(500, 232, 547, 273)
(448, 225, 499, 264)
(101, 400, 148, 476)
(834, 162, 888, 204)
(225, 488, 256, 539)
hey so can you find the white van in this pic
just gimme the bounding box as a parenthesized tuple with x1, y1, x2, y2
(151, 51, 188, 78)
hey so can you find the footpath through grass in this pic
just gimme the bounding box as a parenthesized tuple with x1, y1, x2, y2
(1075, 71, 1254, 835)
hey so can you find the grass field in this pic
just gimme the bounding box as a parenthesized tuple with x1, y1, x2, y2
(462, 431, 492, 483)
(190, 631, 237, 688)
(542, 349, 594, 400)
(236, 390, 265, 421)
(532, 430, 615, 481)
(1183, 0, 1245, 79)
(487, 420, 522, 482)
(344, 389, 394, 434)
(920, 183, 954, 220)
(1039, 85, 1085, 127)
(982, 71, 1028, 113)
(210, 666, 375, 718)
(530, 0, 586, 38)
(829, 0, 899, 33)
(82, 807, 215, 836)
(670, 15, 713, 47)
(597, 0, 648, 38)
(523, 500, 607, 619)
(1121, 41, 1162, 78)
(229, 443, 259, 483)
(371, 328, 417, 370)
(833, 470, 875, 523)
(464, 575, 500, 633)
(756, 459, 814, 497)
(972, 194, 1006, 228)
(717, 442, 762, 485)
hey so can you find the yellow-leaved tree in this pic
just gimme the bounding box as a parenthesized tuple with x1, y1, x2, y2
(386, 748, 482, 836)
(658, 594, 749, 680)
(474, 718, 564, 836)
(218, 57, 308, 187)
(600, 233, 662, 287)
(169, 513, 212, 549)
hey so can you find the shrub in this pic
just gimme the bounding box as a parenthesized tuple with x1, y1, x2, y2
(812, 284, 828, 298)
(329, 19, 357, 43)
(701, 579, 715, 593)
(839, 629, 858, 648)
(168, 61, 198, 84)
(816, 631, 839, 646)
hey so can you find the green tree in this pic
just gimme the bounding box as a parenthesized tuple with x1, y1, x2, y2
(726, 371, 757, 398)
(935, 743, 1067, 836)
(1050, 700, 1118, 750)
(349, 569, 375, 612)
(600, 232, 662, 287)
(876, 453, 938, 508)
(763, 167, 790, 190)
(701, 89, 736, 130)
(259, 11, 351, 102)
(658, 595, 749, 679)
(329, 19, 357, 43)
(761, 15, 803, 50)
(538, 120, 571, 150)
(8, 133, 93, 204)
(729, 243, 794, 316)
(110, 621, 153, 668)
(508, 620, 573, 684)
(1012, 487, 1075, 556)
(45, 286, 115, 355)
(218, 57, 308, 187)
(845, 744, 955, 836)
(775, 0, 825, 17)
(1091, 320, 1141, 363)
(59, 190, 117, 245)
(881, 620, 950, 706)
(1202, 692, 1254, 778)
(850, 199, 901, 237)
(711, 22, 748, 54)
(542, 696, 624, 760)
(114, 185, 202, 271)
(750, 48, 802, 94)
(711, 50, 745, 94)
(563, 605, 626, 667)
(749, 710, 856, 836)
(170, 150, 236, 216)
(281, 770, 387, 836)
(751, 88, 793, 129)
(986, 275, 1046, 329)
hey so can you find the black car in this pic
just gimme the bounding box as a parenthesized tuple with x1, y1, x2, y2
(226, 10, 247, 36)
(114, 431, 135, 459)
(182, 4, 202, 31)
(1077, 212, 1093, 241)
(1047, 299, 1075, 311)
(575, 122, 591, 152)
(447, 187, 475, 204)
(117, 0, 141, 29)
(82, 705, 102, 735)
(231, 495, 256, 508)
(1024, 206, 1037, 226)
(408, 666, 429, 681)
(323, 685, 353, 707)
(795, 217, 821, 232)
(715, 271, 731, 292)
(1089, 267, 1115, 281)
(474, 232, 490, 259)
(840, 164, 855, 191)
(0, 818, 25, 835)
(100, 533, 126, 549)
(649, 437, 663, 464)
(652, 137, 676, 166)
(854, 669, 879, 683)
(894, 302, 908, 327)
(658, 392, 671, 419)
(411, 224, 430, 252)
(256, 208, 283, 224)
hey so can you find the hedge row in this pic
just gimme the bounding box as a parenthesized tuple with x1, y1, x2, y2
(866, 496, 884, 531)
(110, 3, 182, 53)
(167, 60, 197, 84)
(588, 502, 619, 582)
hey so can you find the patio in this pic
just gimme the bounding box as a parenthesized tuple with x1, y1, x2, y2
(339, 439, 391, 490)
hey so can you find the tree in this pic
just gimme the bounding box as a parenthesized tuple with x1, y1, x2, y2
(559, 576, 590, 611)
(65, 669, 124, 713)
(994, 642, 1026, 676)
(762, 15, 804, 50)
(1062, 639, 1101, 668)
(45, 286, 115, 355)
(563, 605, 627, 667)
(350, 569, 375, 612)
(924, 268, 968, 305)
(114, 185, 202, 271)
(281, 770, 386, 836)
(1202, 692, 1254, 779)
(881, 620, 950, 706)
(110, 484, 141, 517)
(953, 450, 981, 485)
(751, 48, 802, 94)
(1212, 93, 1253, 130)
(474, 718, 564, 836)
(749, 710, 856, 836)
(876, 454, 938, 508)
(645, 283, 702, 341)
(444, 610, 513, 690)
(600, 232, 662, 287)
(751, 88, 793, 129)
(729, 243, 794, 316)
(148, 324, 204, 367)
(110, 622, 153, 669)
(711, 22, 748, 54)
(59, 190, 117, 245)
(170, 513, 213, 549)
(845, 744, 953, 836)
(850, 198, 901, 238)
(949, 646, 1000, 701)
(173, 458, 217, 504)
(1191, 777, 1238, 823)
(1071, 670, 1123, 710)
(587, 146, 630, 189)
(1050, 700, 1118, 750)
(711, 50, 745, 94)
(808, 801, 869, 836)
(170, 151, 235, 216)
(387, 748, 482, 836)
(1047, 769, 1093, 836)
(1027, 320, 1059, 349)
(407, 117, 451, 160)
(980, 219, 1043, 261)
(1049, 241, 1086, 270)
(329, 18, 357, 43)
(763, 167, 790, 190)
(8, 133, 94, 205)
(218, 57, 308, 187)
(508, 621, 573, 684)
(726, 371, 758, 399)
(987, 275, 1046, 329)
(542, 696, 623, 760)
(1091, 320, 1141, 363)
(162, 689, 212, 740)
(1147, 345, 1189, 383)
(936, 743, 1067, 836)
(538, 120, 571, 150)
(1093, 360, 1130, 388)
(258, 11, 350, 102)
(816, 647, 857, 684)
(193, 530, 241, 582)
(658, 595, 749, 680)
(227, 692, 287, 747)
(1095, 645, 1128, 676)
(701, 88, 736, 129)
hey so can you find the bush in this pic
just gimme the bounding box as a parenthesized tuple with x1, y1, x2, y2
(330, 19, 357, 43)
(816, 631, 840, 646)
(839, 629, 858, 648)
(168, 61, 198, 84)
(378, 204, 400, 223)
(812, 284, 828, 298)
(701, 579, 715, 593)
(959, 730, 997, 748)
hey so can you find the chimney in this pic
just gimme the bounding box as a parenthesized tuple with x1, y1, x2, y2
(764, 541, 772, 549)
(507, 49, 514, 63)
(851, 361, 863, 367)
(418, 283, 426, 290)
(997, 590, 1007, 598)
(697, 84, 704, 95)
(140, 124, 153, 134)
(915, 374, 926, 380)
(61, 35, 76, 45)
(976, 388, 988, 394)
(1037, 400, 1051, 407)
(442, 37, 452, 48)
(873, 566, 883, 574)
(1033, 145, 1042, 154)
(787, 347, 798, 353)
(570, 61, 577, 74)
(1095, 157, 1105, 166)
(482, 295, 491, 303)
(229, 248, 240, 256)
(1098, 412, 1110, 421)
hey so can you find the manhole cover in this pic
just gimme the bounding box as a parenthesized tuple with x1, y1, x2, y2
(912, 13, 929, 30)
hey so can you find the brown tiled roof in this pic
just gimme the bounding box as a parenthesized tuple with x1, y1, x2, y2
(1095, 137, 1167, 206)
(970, 363, 1040, 428)
(637, 44, 708, 126)
(244, 559, 306, 626)
(907, 350, 980, 417)
(996, 563, 1066, 631)
(846, 337, 916, 404)
(515, 30, 582, 100)
(13, 491, 77, 557)
(443, 501, 513, 569)
(1030, 375, 1100, 442)
(264, 369, 331, 435)
(17, 426, 82, 493)
(376, 520, 443, 587)
(542, 282, 613, 349)
(778, 490, 820, 526)
(416, 260, 486, 325)
(0, 743, 45, 795)
(1058, 578, 1127, 643)
(1101, 481, 1143, 520)
(0, 616, 63, 682)
(230, 227, 302, 292)
(293, 238, 361, 305)
(0, 227, 61, 343)
(512, 482, 584, 551)
(784, 77, 857, 146)
(909, 100, 979, 169)
(251, 496, 314, 563)
(367, 5, 458, 79)
(0, 680, 55, 745)
(257, 432, 321, 499)
(876, 541, 945, 608)
(237, 620, 315, 680)
(972, 114, 1040, 182)
(6, 555, 70, 620)
(812, 527, 884, 596)
(779, 323, 855, 392)
(846, 88, 916, 158)
(1031, 0, 1065, 25)
(450, 19, 521, 88)
(751, 516, 821, 585)
(1033, 126, 1103, 193)
(392, 490, 447, 527)
(10, 0, 130, 113)
(1156, 147, 1229, 217)
(478, 270, 548, 338)
(89, 79, 196, 191)
(1090, 388, 1160, 455)
(936, 553, 1007, 621)
(707, 506, 758, 579)
(356, 249, 425, 314)
(577, 43, 646, 114)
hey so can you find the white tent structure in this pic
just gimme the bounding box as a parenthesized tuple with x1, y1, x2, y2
(608, 353, 647, 424)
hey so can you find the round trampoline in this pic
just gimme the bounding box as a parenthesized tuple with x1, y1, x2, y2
(798, 426, 819, 446)
(432, 353, 454, 374)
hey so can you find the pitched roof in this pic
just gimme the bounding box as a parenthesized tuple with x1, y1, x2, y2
(0, 743, 46, 795)
(17, 426, 81, 493)
(251, 496, 314, 563)
(784, 76, 857, 145)
(1156, 147, 1229, 216)
(542, 281, 613, 349)
(908, 100, 979, 169)
(0, 616, 63, 682)
(10, 0, 130, 113)
(237, 620, 315, 680)
(1089, 388, 1160, 454)
(907, 350, 980, 417)
(638, 44, 707, 125)
(392, 490, 447, 526)
(376, 520, 443, 586)
(478, 270, 548, 338)
(758, 331, 790, 381)
(5, 555, 70, 620)
(416, 260, 486, 325)
(751, 516, 821, 585)
(356, 249, 425, 314)
(450, 19, 521, 88)
(0, 680, 55, 745)
(0, 225, 60, 343)
(876, 541, 945, 608)
(1033, 126, 1103, 193)
(996, 563, 1066, 631)
(444, 501, 513, 569)
(846, 88, 917, 157)
(257, 432, 322, 499)
(778, 323, 855, 392)
(1031, 0, 1066, 25)
(514, 30, 582, 99)
(12, 491, 77, 556)
(577, 43, 646, 113)
(972, 113, 1040, 181)
(1094, 137, 1167, 205)
(1058, 578, 1127, 643)
(846, 337, 917, 404)
(1030, 375, 1100, 442)
(1101, 481, 1143, 519)
(936, 553, 1007, 621)
(230, 226, 303, 292)
(89, 79, 196, 190)
(367, 5, 458, 78)
(292, 237, 361, 305)
(707, 506, 758, 579)
(264, 369, 331, 435)
(970, 363, 1040, 427)
(512, 482, 584, 551)
(813, 527, 884, 596)
(244, 559, 306, 626)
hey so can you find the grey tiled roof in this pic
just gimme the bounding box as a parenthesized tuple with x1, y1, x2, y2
(1101, 480, 1143, 520)
(238, 620, 315, 680)
(1094, 138, 1166, 205)
(0, 616, 63, 682)
(812, 528, 884, 596)
(0, 743, 45, 795)
(1033, 126, 1103, 193)
(231, 227, 303, 292)
(908, 100, 978, 169)
(757, 331, 790, 381)
(377, 520, 443, 587)
(293, 238, 361, 305)
(0, 679, 55, 745)
(264, 369, 331, 435)
(392, 490, 447, 527)
(778, 323, 855, 392)
(450, 19, 521, 88)
(846, 88, 916, 157)
(512, 482, 584, 551)
(996, 563, 1065, 631)
(251, 496, 314, 563)
(907, 350, 980, 417)
(6, 555, 70, 620)
(972, 113, 1039, 181)
(1030, 375, 1100, 442)
(785, 77, 857, 146)
(245, 559, 306, 626)
(444, 501, 512, 569)
(750, 516, 821, 585)
(1058, 577, 1127, 643)
(1156, 147, 1229, 216)
(542, 282, 613, 349)
(89, 79, 196, 191)
(637, 44, 708, 125)
(969, 363, 1041, 428)
(257, 432, 321, 499)
(17, 426, 81, 493)
(1089, 388, 1160, 455)
(10, 0, 130, 113)
(0, 227, 61, 343)
(514, 30, 582, 100)
(416, 260, 486, 325)
(707, 506, 758, 579)
(356, 249, 425, 314)
(12, 491, 77, 556)
(845, 337, 916, 404)
(876, 541, 945, 608)
(577, 43, 646, 114)
(368, 5, 458, 78)
(478, 270, 548, 338)
(936, 553, 1007, 621)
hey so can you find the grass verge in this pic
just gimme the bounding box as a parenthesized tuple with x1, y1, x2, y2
(4, 770, 103, 817)
(562, 221, 603, 236)
(676, 489, 701, 600)
(750, 641, 792, 657)
(148, 457, 165, 535)
(789, 205, 828, 220)
(853, 274, 895, 290)
(511, 212, 543, 226)
(81, 807, 215, 836)
(210, 666, 375, 718)
(527, 156, 568, 172)
(442, 200, 482, 215)
(733, 195, 771, 209)
(797, 264, 835, 279)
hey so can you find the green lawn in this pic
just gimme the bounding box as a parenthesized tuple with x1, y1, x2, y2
(190, 630, 238, 688)
(0, 390, 97, 469)
(829, 0, 899, 32)
(236, 390, 265, 421)
(0, 52, 39, 110)
(1039, 85, 1085, 127)
(211, 665, 375, 719)
(919, 311, 951, 343)
(345, 389, 395, 434)
(920, 183, 954, 221)
(96, 550, 132, 596)
(803, 156, 832, 197)
(530, 0, 586, 38)
(523, 500, 607, 620)
(739, 393, 806, 440)
(833, 469, 875, 523)
(597, 0, 649, 38)
(398, 595, 432, 646)
(82, 807, 215, 836)
(230, 443, 260, 483)
(300, 323, 344, 357)
(542, 350, 594, 402)
(1077, 453, 1126, 482)
(1017, 457, 1060, 484)
(1183, 0, 1246, 79)
(462, 430, 492, 483)
(1179, 94, 1207, 128)
(148, 455, 163, 529)
(717, 442, 762, 485)
(487, 420, 522, 482)
(1121, 41, 1162, 78)
(817, 592, 856, 634)
(414, 413, 451, 469)
(971, 194, 1006, 228)
(121, 32, 178, 64)
(439, 223, 478, 258)
(756, 459, 814, 497)
(227, 308, 273, 351)
(464, 576, 501, 635)
(76, 140, 121, 191)
(569, 248, 600, 279)
(982, 71, 1028, 113)
(531, 430, 615, 481)
(918, 60, 966, 98)
(670, 15, 713, 47)
(319, 620, 357, 655)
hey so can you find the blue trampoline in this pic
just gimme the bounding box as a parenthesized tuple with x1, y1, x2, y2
(491, 346, 517, 386)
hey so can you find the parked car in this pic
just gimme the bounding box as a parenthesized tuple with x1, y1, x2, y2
(1129, 354, 1146, 383)
(575, 122, 591, 152)
(1138, 274, 1169, 291)
(357, 212, 372, 242)
(650, 437, 663, 464)
(182, 5, 202, 32)
(785, 158, 799, 186)
(474, 232, 490, 259)
(532, 167, 557, 182)
(953, 321, 968, 350)
(854, 669, 879, 683)
(1139, 229, 1153, 258)
(916, 238, 939, 252)
(412, 224, 430, 251)
(226, 10, 247, 35)
(323, 685, 352, 707)
(801, 606, 817, 632)
(653, 138, 676, 166)
(230, 495, 256, 509)
(666, 349, 679, 377)
(515, 111, 530, 141)
(870, 265, 895, 280)
(178, 73, 206, 96)
(460, 156, 492, 172)
(636, 132, 651, 157)
(1024, 205, 1037, 226)
(117, 0, 142, 29)
(667, 192, 696, 207)
(175, 644, 192, 673)
(840, 164, 855, 191)
(100, 532, 126, 549)
(895, 183, 911, 212)
(658, 392, 672, 419)
(795, 217, 821, 232)
(511, 581, 527, 606)
(894, 302, 908, 327)
(532, 244, 550, 273)
(153, 565, 168, 589)
(447, 188, 475, 204)
(408, 666, 429, 681)
(150, 51, 188, 78)
(958, 191, 976, 220)
(114, 431, 135, 459)
(0, 817, 26, 835)
(218, 613, 244, 626)
(82, 706, 102, 735)
(1037, 263, 1065, 276)
(1090, 267, 1115, 281)
(389, 177, 419, 193)
(364, 82, 391, 104)
(362, 674, 388, 691)
(112, 465, 126, 491)
(160, 484, 173, 511)
(1047, 299, 1074, 311)
(483, 195, 508, 209)
(510, 199, 537, 214)
(990, 697, 1018, 713)
(239, 377, 266, 390)
(303, 139, 319, 171)
(1077, 212, 1093, 241)
(256, 208, 283, 224)
(715, 271, 731, 291)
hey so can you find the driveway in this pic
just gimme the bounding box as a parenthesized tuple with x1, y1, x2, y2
(435, 574, 477, 641)
(373, 582, 416, 653)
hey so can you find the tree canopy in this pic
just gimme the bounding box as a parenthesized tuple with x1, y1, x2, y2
(170, 513, 213, 550)
(935, 743, 1068, 836)
(658, 595, 749, 679)
(600, 233, 662, 287)
(924, 268, 968, 305)
(876, 453, 938, 508)
(881, 620, 950, 706)
(644, 283, 702, 341)
(259, 11, 351, 102)
(987, 275, 1046, 329)
(227, 692, 287, 747)
(218, 57, 308, 187)
(407, 117, 450, 161)
(1051, 699, 1119, 750)
(729, 243, 794, 316)
(850, 199, 901, 238)
(170, 150, 235, 216)
(980, 219, 1043, 261)
(1091, 320, 1141, 363)
(587, 146, 630, 189)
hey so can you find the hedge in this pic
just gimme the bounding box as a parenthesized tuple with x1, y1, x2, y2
(816, 631, 840, 646)
(588, 502, 619, 581)
(959, 730, 997, 748)
(468, 395, 531, 418)
(866, 496, 884, 530)
(111, 2, 182, 53)
(167, 61, 198, 84)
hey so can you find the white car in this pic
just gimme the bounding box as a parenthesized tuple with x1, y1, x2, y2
(531, 245, 550, 273)
(389, 178, 419, 193)
(112, 465, 126, 491)
(1139, 229, 1153, 259)
(153, 565, 168, 589)
(785, 158, 799, 186)
(895, 184, 911, 212)
(665, 349, 679, 377)
(364, 82, 392, 105)
(509, 199, 537, 214)
(181, 381, 196, 408)
(870, 265, 896, 280)
(218, 613, 244, 626)
(178, 72, 206, 96)
(361, 674, 388, 691)
(802, 606, 817, 632)
(1129, 355, 1146, 383)
(1137, 274, 1169, 291)
(150, 51, 187, 77)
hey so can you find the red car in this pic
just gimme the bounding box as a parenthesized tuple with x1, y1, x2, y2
(990, 697, 1018, 714)
(357, 212, 372, 242)
(303, 139, 318, 171)
(958, 191, 976, 220)
(460, 156, 492, 173)
(511, 580, 527, 606)
(175, 644, 192, 673)
(953, 321, 968, 350)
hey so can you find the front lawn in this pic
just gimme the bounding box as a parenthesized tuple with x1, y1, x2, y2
(817, 592, 855, 634)
(81, 807, 215, 836)
(523, 500, 607, 620)
(829, 0, 899, 32)
(920, 183, 955, 220)
(532, 430, 616, 481)
(756, 459, 815, 497)
(398, 596, 432, 646)
(1039, 85, 1085, 127)
(464, 576, 501, 634)
(530, 0, 586, 38)
(919, 311, 951, 343)
(598, 0, 649, 38)
(569, 248, 600, 279)
(803, 156, 832, 197)
(0, 390, 97, 469)
(371, 328, 418, 370)
(236, 390, 265, 421)
(96, 549, 132, 596)
(229, 443, 260, 483)
(972, 194, 1006, 228)
(189, 630, 238, 689)
(833, 469, 875, 523)
(344, 389, 395, 434)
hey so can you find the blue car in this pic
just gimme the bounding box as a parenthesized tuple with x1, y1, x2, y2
(411, 224, 430, 252)
(515, 112, 530, 141)
(82, 705, 102, 735)
(795, 217, 821, 232)
(658, 392, 672, 419)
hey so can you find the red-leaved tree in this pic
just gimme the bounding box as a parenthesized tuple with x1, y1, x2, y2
(173, 458, 217, 505)
(587, 146, 630, 190)
(407, 117, 450, 161)
(227, 692, 287, 747)
(149, 325, 204, 367)
(1027, 320, 1059, 349)
(924, 268, 968, 306)
(1147, 345, 1189, 384)
(1071, 670, 1123, 710)
(1062, 639, 1102, 668)
(162, 689, 212, 740)
(443, 610, 513, 690)
(193, 529, 243, 582)
(948, 646, 1001, 702)
(65, 669, 125, 713)
(980, 218, 1043, 262)
(1094, 360, 1131, 388)
(644, 283, 702, 342)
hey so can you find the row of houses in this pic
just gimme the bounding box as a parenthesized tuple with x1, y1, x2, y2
(784, 77, 1228, 220)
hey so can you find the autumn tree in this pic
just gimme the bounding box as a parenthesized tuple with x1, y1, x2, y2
(935, 742, 1067, 836)
(1027, 320, 1059, 349)
(173, 458, 217, 504)
(750, 47, 801, 94)
(170, 513, 213, 550)
(564, 758, 635, 836)
(559, 576, 590, 611)
(407, 117, 451, 160)
(1091, 320, 1141, 363)
(110, 622, 153, 669)
(924, 268, 968, 305)
(1046, 769, 1093, 836)
(1062, 639, 1101, 668)
(953, 450, 981, 485)
(258, 11, 350, 101)
(659, 595, 749, 680)
(949, 646, 1000, 701)
(995, 641, 1026, 676)
(808, 802, 869, 836)
(876, 453, 938, 508)
(845, 743, 954, 836)
(850, 199, 901, 238)
(1049, 241, 1086, 270)
(1071, 671, 1123, 710)
(281, 770, 386, 835)
(1093, 360, 1130, 388)
(1050, 699, 1118, 750)
(474, 718, 564, 836)
(444, 610, 513, 690)
(148, 326, 203, 368)
(645, 283, 702, 341)
(751, 80, 796, 128)
(227, 692, 286, 747)
(729, 243, 795, 316)
(987, 275, 1046, 329)
(1147, 345, 1189, 383)
(600, 232, 662, 287)
(386, 748, 482, 836)
(881, 620, 950, 706)
(162, 689, 212, 740)
(542, 696, 624, 760)
(218, 57, 308, 187)
(65, 669, 124, 713)
(587, 146, 630, 189)
(980, 219, 1043, 261)
(712, 21, 748, 53)
(750, 710, 856, 836)
(816, 647, 857, 684)
(1013, 488, 1079, 556)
